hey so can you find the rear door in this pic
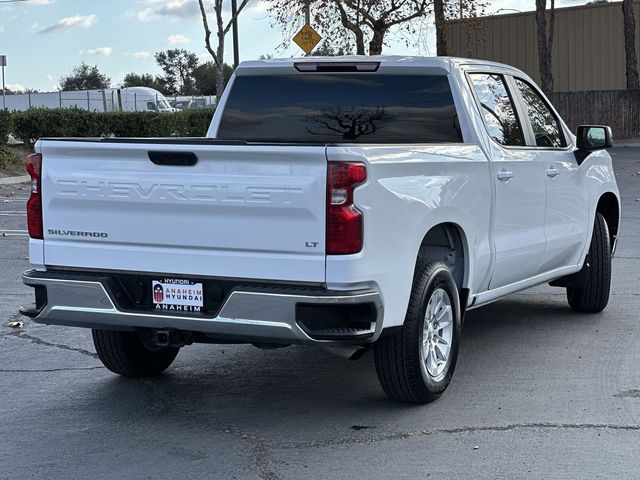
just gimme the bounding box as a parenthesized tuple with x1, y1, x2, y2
(39, 140, 327, 283)
(468, 73, 548, 289)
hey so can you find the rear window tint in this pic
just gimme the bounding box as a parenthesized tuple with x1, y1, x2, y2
(217, 74, 463, 144)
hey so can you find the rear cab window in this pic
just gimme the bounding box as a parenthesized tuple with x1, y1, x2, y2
(216, 74, 463, 144)
(468, 73, 524, 147)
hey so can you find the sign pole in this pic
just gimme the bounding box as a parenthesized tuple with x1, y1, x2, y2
(304, 0, 310, 25)
(1, 65, 5, 110)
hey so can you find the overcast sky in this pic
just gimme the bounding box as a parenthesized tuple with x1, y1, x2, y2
(0, 0, 588, 92)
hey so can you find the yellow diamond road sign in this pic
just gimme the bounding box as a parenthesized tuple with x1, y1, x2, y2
(293, 24, 322, 55)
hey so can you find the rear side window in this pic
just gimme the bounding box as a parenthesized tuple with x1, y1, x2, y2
(514, 78, 566, 148)
(217, 74, 462, 144)
(469, 73, 524, 147)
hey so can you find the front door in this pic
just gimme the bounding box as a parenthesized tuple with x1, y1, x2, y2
(510, 77, 589, 271)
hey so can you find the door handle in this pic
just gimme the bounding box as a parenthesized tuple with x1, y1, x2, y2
(496, 169, 514, 182)
(546, 167, 560, 178)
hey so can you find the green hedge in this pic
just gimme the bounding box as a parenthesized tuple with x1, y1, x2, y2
(0, 109, 12, 145)
(5, 107, 215, 145)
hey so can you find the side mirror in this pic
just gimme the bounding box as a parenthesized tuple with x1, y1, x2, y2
(575, 125, 613, 164)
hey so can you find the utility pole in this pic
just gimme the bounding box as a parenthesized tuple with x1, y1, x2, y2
(0, 55, 6, 110)
(459, 0, 463, 19)
(231, 0, 240, 68)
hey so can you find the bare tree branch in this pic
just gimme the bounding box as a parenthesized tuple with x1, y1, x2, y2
(388, 1, 428, 28)
(198, 0, 220, 65)
(333, 0, 366, 54)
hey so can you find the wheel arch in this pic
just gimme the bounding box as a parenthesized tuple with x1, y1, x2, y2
(415, 222, 469, 291)
(596, 192, 620, 253)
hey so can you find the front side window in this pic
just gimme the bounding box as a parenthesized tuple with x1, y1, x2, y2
(217, 74, 463, 144)
(469, 73, 523, 147)
(514, 78, 566, 148)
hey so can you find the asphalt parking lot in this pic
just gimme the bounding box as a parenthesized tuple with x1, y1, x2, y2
(1, 147, 640, 479)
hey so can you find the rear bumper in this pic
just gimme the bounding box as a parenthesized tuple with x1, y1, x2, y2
(21, 270, 383, 345)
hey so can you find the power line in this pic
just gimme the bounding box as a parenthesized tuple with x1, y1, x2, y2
(0, 0, 43, 3)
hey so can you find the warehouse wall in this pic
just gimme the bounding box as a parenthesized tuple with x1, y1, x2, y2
(446, 1, 640, 92)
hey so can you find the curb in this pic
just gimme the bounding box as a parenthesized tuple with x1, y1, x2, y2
(615, 138, 640, 148)
(0, 175, 30, 186)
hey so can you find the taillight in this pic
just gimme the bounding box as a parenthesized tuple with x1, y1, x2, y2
(25, 153, 43, 239)
(327, 162, 366, 255)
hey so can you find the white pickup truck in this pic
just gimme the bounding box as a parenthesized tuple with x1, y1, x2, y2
(20, 57, 620, 404)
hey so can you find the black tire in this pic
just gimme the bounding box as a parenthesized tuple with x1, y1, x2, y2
(567, 212, 612, 313)
(373, 261, 462, 404)
(92, 329, 180, 376)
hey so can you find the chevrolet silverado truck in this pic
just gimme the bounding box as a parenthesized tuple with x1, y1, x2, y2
(20, 57, 620, 404)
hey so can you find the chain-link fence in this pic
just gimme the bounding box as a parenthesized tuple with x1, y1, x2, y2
(3, 89, 217, 113)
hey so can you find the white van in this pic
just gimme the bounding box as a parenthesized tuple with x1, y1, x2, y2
(117, 87, 176, 113)
(4, 86, 176, 113)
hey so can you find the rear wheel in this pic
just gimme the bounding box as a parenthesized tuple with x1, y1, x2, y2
(567, 213, 612, 313)
(92, 329, 180, 376)
(374, 261, 462, 404)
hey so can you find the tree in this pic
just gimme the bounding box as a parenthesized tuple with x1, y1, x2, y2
(154, 49, 199, 95)
(269, 0, 429, 55)
(197, 0, 251, 99)
(122, 73, 168, 94)
(192, 62, 234, 95)
(432, 1, 488, 57)
(450, 1, 489, 58)
(434, 0, 447, 55)
(311, 40, 351, 56)
(622, 0, 640, 89)
(535, 0, 555, 94)
(2, 87, 38, 95)
(59, 63, 110, 91)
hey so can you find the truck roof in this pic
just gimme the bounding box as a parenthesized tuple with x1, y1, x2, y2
(120, 86, 165, 95)
(236, 55, 525, 76)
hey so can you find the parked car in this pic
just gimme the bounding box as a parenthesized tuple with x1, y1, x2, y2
(169, 97, 214, 110)
(169, 99, 195, 110)
(20, 57, 620, 404)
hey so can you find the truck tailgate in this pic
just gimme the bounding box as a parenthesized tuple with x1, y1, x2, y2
(39, 140, 327, 283)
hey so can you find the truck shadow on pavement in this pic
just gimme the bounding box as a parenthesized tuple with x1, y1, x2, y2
(82, 292, 608, 438)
